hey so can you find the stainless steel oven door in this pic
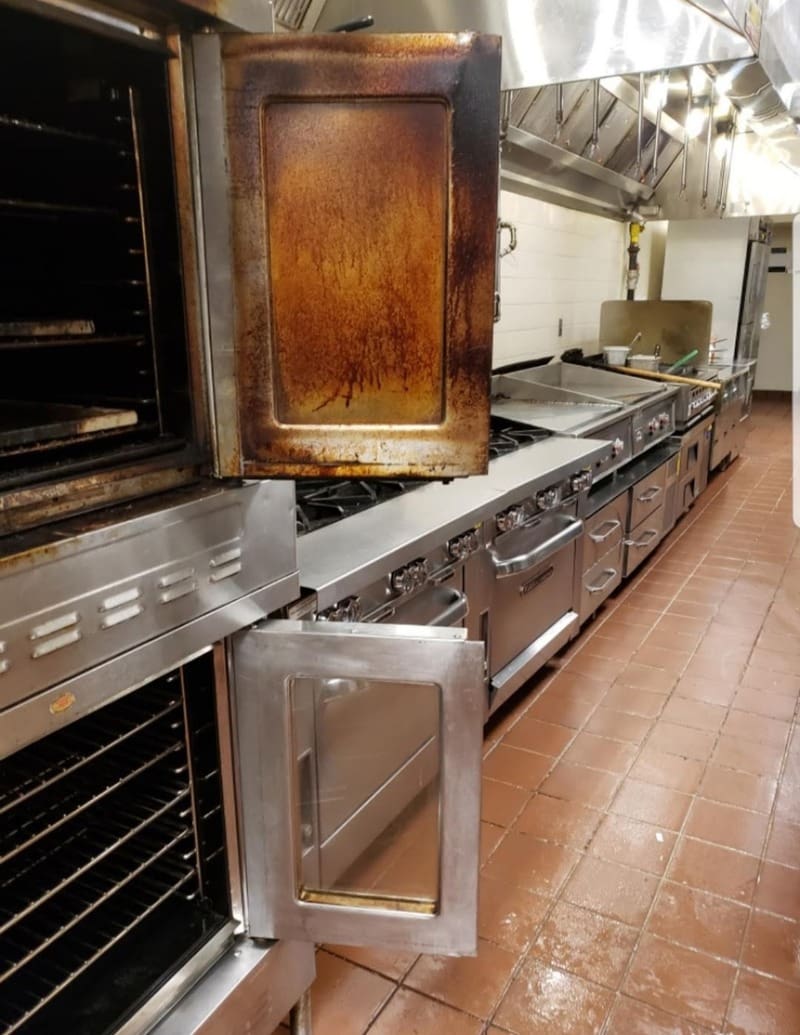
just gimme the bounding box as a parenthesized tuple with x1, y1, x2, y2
(487, 509, 583, 712)
(232, 620, 484, 956)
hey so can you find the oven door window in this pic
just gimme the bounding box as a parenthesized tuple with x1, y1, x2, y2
(193, 32, 500, 479)
(232, 620, 483, 956)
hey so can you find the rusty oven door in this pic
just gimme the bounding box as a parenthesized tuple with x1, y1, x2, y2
(192, 32, 501, 479)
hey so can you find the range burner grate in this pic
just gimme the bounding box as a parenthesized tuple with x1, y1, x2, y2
(489, 420, 551, 459)
(295, 478, 425, 534)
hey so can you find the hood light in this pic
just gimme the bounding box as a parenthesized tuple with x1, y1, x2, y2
(646, 76, 669, 109)
(690, 67, 709, 96)
(685, 106, 708, 138)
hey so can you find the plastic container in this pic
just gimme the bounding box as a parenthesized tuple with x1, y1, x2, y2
(603, 346, 630, 365)
(627, 354, 659, 371)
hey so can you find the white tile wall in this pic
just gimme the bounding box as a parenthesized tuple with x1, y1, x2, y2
(493, 191, 627, 369)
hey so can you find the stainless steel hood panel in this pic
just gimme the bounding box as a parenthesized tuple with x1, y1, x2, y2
(298, 437, 610, 609)
(501, 125, 655, 221)
(312, 0, 754, 89)
(298, 0, 800, 219)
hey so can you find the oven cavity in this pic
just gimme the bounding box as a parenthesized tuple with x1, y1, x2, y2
(0, 652, 230, 1035)
(0, 7, 191, 504)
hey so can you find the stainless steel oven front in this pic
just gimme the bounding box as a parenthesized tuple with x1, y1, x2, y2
(484, 494, 585, 713)
(0, 0, 501, 538)
(0, 508, 487, 1035)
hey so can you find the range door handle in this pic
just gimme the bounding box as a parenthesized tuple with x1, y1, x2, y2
(588, 519, 621, 543)
(586, 568, 618, 594)
(429, 588, 470, 627)
(490, 514, 583, 577)
(373, 587, 469, 627)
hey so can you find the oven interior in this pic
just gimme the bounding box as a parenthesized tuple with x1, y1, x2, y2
(0, 652, 231, 1035)
(0, 6, 193, 495)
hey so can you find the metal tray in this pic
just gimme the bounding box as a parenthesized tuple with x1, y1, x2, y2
(0, 401, 138, 449)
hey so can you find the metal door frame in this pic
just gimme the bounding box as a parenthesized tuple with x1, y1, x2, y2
(232, 619, 484, 955)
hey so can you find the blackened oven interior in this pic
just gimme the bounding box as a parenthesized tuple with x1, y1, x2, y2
(0, 6, 193, 492)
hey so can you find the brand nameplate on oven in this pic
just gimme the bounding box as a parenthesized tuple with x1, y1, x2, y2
(519, 566, 555, 596)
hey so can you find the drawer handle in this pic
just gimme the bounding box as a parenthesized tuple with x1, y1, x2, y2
(625, 528, 660, 548)
(588, 519, 621, 543)
(636, 486, 662, 503)
(491, 515, 583, 577)
(587, 568, 617, 593)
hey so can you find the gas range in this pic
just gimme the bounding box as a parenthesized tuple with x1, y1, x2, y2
(291, 433, 611, 615)
(295, 478, 426, 534)
(294, 422, 554, 536)
(488, 422, 551, 459)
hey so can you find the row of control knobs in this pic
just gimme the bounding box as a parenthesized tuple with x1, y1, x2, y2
(496, 471, 592, 533)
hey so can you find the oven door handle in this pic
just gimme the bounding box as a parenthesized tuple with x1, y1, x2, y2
(490, 514, 583, 577)
(372, 587, 469, 627)
(429, 588, 470, 627)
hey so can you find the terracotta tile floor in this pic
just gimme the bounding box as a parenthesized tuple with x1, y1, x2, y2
(284, 396, 800, 1034)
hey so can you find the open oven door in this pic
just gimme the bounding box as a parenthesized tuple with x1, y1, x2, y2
(192, 32, 501, 480)
(232, 620, 484, 956)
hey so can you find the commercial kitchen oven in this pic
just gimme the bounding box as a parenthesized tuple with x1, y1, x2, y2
(0, 3, 504, 1033)
(0, 0, 501, 535)
(0, 482, 486, 1035)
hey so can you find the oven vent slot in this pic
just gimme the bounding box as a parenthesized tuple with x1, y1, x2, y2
(274, 0, 315, 30)
(0, 654, 230, 1035)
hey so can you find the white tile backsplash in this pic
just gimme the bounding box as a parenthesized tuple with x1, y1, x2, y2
(493, 192, 627, 368)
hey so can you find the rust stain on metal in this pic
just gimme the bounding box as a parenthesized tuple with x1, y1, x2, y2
(49, 692, 76, 715)
(219, 32, 501, 477)
(265, 98, 447, 425)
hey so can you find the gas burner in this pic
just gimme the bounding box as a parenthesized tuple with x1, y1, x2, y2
(296, 478, 425, 534)
(489, 419, 551, 459)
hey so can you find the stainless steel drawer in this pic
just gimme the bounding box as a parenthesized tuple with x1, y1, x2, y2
(580, 541, 623, 622)
(624, 505, 664, 577)
(584, 494, 627, 570)
(630, 461, 668, 528)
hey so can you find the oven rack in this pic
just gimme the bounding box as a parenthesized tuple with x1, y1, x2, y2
(0, 655, 229, 1035)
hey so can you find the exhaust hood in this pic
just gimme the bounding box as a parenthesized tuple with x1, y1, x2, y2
(287, 0, 800, 220)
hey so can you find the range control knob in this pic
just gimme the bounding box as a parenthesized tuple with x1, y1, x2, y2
(648, 417, 660, 434)
(611, 438, 625, 457)
(391, 559, 428, 593)
(318, 596, 362, 622)
(570, 471, 592, 493)
(496, 505, 524, 533)
(536, 487, 561, 511)
(448, 529, 480, 561)
(407, 560, 428, 588)
(658, 411, 671, 428)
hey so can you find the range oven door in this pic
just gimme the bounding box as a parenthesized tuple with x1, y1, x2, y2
(192, 32, 501, 480)
(232, 619, 484, 956)
(488, 509, 583, 713)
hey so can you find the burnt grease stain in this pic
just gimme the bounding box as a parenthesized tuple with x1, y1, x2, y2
(222, 33, 500, 477)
